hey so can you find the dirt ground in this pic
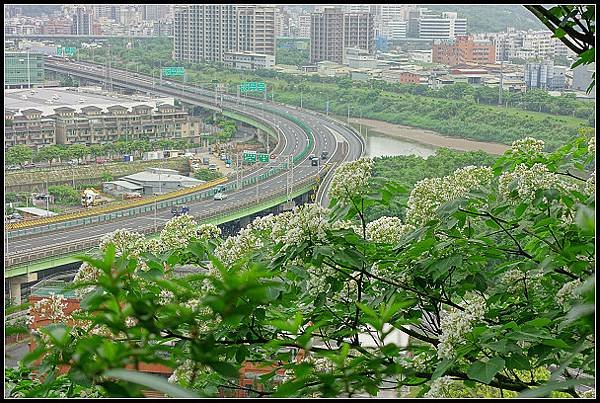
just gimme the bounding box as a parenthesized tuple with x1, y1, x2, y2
(350, 118, 510, 155)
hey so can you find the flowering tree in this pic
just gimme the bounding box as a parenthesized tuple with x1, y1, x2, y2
(16, 133, 595, 398)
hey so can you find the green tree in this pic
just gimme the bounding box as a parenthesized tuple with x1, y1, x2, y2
(69, 144, 89, 163)
(6, 145, 34, 167)
(34, 145, 62, 166)
(19, 133, 595, 398)
(48, 185, 80, 205)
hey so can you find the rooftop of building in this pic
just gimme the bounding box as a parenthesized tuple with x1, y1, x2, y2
(15, 207, 58, 217)
(120, 168, 203, 186)
(104, 180, 144, 190)
(4, 86, 174, 117)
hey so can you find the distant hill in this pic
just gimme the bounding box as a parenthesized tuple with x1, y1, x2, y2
(427, 5, 548, 33)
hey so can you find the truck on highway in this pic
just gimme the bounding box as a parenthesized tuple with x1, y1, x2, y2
(311, 156, 319, 166)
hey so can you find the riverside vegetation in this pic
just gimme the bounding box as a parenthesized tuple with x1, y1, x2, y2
(7, 132, 595, 398)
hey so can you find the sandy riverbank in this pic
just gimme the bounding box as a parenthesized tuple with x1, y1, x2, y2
(350, 118, 510, 155)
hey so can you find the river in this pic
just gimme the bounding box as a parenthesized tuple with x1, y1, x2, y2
(366, 132, 437, 158)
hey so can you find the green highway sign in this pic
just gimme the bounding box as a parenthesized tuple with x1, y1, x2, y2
(243, 150, 257, 162)
(162, 67, 184, 76)
(239, 82, 266, 93)
(258, 153, 269, 163)
(57, 47, 76, 56)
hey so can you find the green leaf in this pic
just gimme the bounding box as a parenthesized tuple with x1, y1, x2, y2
(209, 361, 240, 378)
(505, 353, 531, 370)
(541, 339, 570, 349)
(515, 203, 528, 218)
(431, 359, 453, 380)
(104, 369, 198, 397)
(466, 357, 505, 384)
(524, 317, 552, 328)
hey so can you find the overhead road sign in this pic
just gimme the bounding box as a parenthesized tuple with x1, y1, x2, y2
(239, 82, 265, 92)
(162, 67, 184, 76)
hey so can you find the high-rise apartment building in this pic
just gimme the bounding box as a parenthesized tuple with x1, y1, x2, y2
(71, 7, 92, 35)
(173, 5, 275, 64)
(298, 14, 311, 38)
(388, 20, 407, 40)
(369, 5, 412, 38)
(310, 7, 344, 63)
(407, 8, 467, 40)
(310, 7, 374, 64)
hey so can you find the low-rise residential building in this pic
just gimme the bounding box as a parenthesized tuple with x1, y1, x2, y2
(223, 51, 275, 70)
(344, 48, 378, 69)
(4, 108, 56, 150)
(4, 87, 204, 150)
(407, 49, 432, 64)
(52, 103, 203, 146)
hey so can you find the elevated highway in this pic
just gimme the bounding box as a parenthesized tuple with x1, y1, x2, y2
(5, 59, 365, 284)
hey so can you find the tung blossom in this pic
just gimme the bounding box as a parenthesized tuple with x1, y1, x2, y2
(437, 294, 487, 359)
(424, 376, 454, 398)
(406, 166, 493, 226)
(160, 214, 199, 250)
(99, 228, 145, 257)
(72, 261, 102, 298)
(366, 216, 414, 244)
(328, 157, 374, 202)
(27, 293, 68, 324)
(509, 137, 545, 156)
(556, 279, 583, 310)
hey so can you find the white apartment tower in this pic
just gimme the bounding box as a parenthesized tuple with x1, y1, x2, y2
(173, 4, 275, 64)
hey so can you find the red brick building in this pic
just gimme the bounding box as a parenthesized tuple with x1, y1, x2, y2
(432, 35, 496, 66)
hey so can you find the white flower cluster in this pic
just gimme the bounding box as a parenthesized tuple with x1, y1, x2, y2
(498, 163, 579, 202)
(277, 204, 331, 247)
(366, 216, 414, 244)
(499, 269, 543, 294)
(158, 290, 175, 305)
(437, 294, 487, 359)
(556, 279, 583, 310)
(304, 265, 332, 298)
(214, 228, 264, 268)
(510, 137, 545, 155)
(406, 166, 493, 226)
(196, 223, 222, 240)
(328, 157, 374, 202)
(99, 228, 145, 257)
(301, 353, 336, 373)
(72, 261, 102, 298)
(588, 136, 595, 155)
(584, 172, 595, 196)
(424, 376, 454, 398)
(143, 238, 164, 255)
(27, 293, 68, 325)
(160, 214, 199, 250)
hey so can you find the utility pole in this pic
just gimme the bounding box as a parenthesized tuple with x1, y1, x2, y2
(326, 100, 330, 116)
(300, 90, 303, 109)
(347, 106, 350, 124)
(499, 60, 504, 106)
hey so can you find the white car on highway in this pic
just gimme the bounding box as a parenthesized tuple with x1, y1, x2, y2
(213, 192, 228, 200)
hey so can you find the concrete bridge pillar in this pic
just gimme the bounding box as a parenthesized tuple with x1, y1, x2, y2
(7, 273, 38, 305)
